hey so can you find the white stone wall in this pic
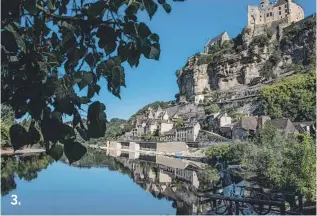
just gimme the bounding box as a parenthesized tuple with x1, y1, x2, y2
(219, 114, 232, 127)
(194, 95, 204, 105)
(159, 122, 174, 134)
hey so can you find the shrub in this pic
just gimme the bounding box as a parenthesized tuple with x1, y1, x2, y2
(205, 144, 230, 160)
(260, 73, 316, 121)
(250, 34, 270, 48)
(197, 54, 213, 65)
(204, 103, 220, 115)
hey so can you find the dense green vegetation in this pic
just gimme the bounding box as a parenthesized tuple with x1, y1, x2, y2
(1, 105, 15, 147)
(104, 118, 130, 140)
(205, 122, 316, 202)
(129, 101, 171, 121)
(204, 103, 220, 115)
(260, 73, 316, 121)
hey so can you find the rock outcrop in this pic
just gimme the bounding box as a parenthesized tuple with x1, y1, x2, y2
(177, 15, 316, 110)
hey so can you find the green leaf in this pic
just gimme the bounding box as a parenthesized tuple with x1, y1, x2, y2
(80, 96, 91, 104)
(24, 0, 37, 15)
(64, 141, 87, 164)
(73, 110, 81, 127)
(104, 41, 117, 55)
(9, 124, 29, 151)
(87, 84, 101, 99)
(123, 22, 137, 36)
(142, 0, 158, 19)
(47, 0, 57, 10)
(149, 33, 159, 42)
(86, 1, 106, 17)
(28, 121, 41, 144)
(162, 3, 172, 13)
(87, 101, 107, 138)
(138, 22, 152, 38)
(48, 144, 64, 161)
(5, 24, 26, 53)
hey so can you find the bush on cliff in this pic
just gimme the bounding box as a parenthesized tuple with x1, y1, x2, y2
(260, 73, 316, 121)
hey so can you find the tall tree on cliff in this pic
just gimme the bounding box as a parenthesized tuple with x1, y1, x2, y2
(1, 0, 184, 162)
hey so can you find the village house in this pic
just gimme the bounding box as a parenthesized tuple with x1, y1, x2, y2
(231, 116, 299, 140)
(159, 129, 176, 142)
(232, 116, 259, 140)
(175, 122, 201, 142)
(269, 118, 298, 134)
(293, 121, 315, 134)
(204, 31, 230, 53)
(247, 0, 304, 27)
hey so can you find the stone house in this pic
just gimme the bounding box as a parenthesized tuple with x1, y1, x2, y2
(248, 0, 304, 27)
(269, 118, 298, 134)
(204, 31, 230, 53)
(175, 122, 201, 142)
(232, 116, 259, 140)
(293, 121, 315, 134)
(159, 129, 176, 142)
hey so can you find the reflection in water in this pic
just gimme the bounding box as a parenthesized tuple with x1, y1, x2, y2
(70, 149, 219, 214)
(1, 154, 53, 196)
(0, 150, 228, 214)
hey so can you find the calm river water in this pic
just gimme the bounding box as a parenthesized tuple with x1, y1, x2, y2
(1, 149, 248, 215)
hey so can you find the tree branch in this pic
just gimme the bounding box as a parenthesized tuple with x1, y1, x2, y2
(35, 4, 116, 25)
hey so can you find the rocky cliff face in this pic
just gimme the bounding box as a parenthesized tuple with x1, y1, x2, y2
(177, 15, 316, 105)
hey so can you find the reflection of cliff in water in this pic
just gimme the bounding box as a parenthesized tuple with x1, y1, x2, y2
(71, 149, 217, 215)
(1, 154, 53, 196)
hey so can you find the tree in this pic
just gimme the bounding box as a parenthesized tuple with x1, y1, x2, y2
(260, 73, 316, 121)
(174, 117, 184, 128)
(204, 103, 220, 115)
(1, 0, 184, 162)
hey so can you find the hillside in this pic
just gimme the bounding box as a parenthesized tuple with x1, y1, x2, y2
(176, 15, 316, 117)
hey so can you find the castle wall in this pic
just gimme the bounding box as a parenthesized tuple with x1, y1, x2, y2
(248, 0, 304, 27)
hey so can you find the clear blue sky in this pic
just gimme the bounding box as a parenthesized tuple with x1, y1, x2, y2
(87, 0, 316, 120)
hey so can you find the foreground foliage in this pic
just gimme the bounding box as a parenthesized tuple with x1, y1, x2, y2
(1, 0, 183, 163)
(205, 123, 316, 202)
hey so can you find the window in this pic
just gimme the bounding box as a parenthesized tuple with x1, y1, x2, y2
(267, 13, 269, 17)
(279, 11, 282, 15)
(270, 12, 273, 16)
(279, 6, 281, 10)
(285, 9, 288, 13)
(285, 4, 287, 8)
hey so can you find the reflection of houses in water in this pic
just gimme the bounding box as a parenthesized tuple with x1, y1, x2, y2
(104, 150, 207, 215)
(158, 165, 199, 188)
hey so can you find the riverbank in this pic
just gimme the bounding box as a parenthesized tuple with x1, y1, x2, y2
(91, 144, 207, 161)
(0, 148, 45, 155)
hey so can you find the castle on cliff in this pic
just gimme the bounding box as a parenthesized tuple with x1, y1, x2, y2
(247, 0, 304, 27)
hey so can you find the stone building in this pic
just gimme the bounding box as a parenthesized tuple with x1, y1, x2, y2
(160, 129, 176, 142)
(269, 118, 298, 134)
(248, 0, 304, 27)
(232, 116, 259, 140)
(175, 122, 201, 142)
(204, 31, 230, 53)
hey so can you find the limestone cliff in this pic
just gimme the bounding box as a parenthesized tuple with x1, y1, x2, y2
(177, 15, 316, 108)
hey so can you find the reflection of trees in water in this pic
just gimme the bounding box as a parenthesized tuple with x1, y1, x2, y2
(1, 154, 53, 196)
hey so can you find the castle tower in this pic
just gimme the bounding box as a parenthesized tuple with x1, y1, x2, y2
(287, 0, 292, 14)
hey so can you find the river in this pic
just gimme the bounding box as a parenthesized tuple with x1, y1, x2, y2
(1, 149, 222, 215)
(3, 149, 289, 215)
